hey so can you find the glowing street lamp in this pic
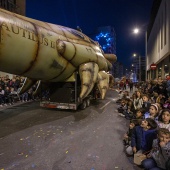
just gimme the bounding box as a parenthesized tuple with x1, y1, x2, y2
(133, 28, 139, 34)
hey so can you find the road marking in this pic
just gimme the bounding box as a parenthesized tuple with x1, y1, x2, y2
(100, 101, 111, 109)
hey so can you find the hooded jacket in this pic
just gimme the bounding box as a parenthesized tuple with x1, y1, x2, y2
(131, 126, 157, 152)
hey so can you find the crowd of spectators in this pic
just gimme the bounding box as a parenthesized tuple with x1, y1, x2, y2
(116, 75, 170, 170)
(0, 74, 37, 107)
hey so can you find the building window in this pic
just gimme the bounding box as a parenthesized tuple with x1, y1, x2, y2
(0, 0, 18, 13)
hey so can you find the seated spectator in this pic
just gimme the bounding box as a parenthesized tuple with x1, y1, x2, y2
(27, 88, 34, 101)
(133, 108, 145, 120)
(156, 93, 165, 105)
(142, 128, 170, 170)
(123, 91, 130, 99)
(0, 77, 5, 89)
(163, 97, 170, 110)
(20, 92, 28, 102)
(126, 118, 157, 156)
(151, 92, 159, 103)
(117, 99, 127, 113)
(123, 119, 138, 147)
(124, 100, 135, 119)
(4, 86, 14, 105)
(144, 103, 159, 121)
(156, 102, 163, 117)
(142, 94, 151, 113)
(0, 85, 6, 106)
(157, 109, 170, 131)
(10, 87, 20, 102)
(133, 91, 143, 110)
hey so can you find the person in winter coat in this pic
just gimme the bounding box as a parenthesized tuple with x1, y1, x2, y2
(142, 94, 151, 113)
(142, 128, 170, 170)
(126, 118, 157, 156)
(123, 119, 138, 147)
(133, 91, 143, 110)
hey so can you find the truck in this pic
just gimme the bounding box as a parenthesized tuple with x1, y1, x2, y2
(39, 72, 98, 110)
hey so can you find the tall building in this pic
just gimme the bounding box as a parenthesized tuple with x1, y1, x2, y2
(0, 0, 25, 15)
(132, 55, 146, 81)
(146, 0, 170, 80)
(0, 0, 25, 77)
(94, 26, 116, 55)
(113, 61, 124, 79)
(90, 26, 117, 76)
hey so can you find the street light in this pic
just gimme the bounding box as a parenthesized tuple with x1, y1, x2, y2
(132, 26, 145, 82)
(133, 28, 139, 34)
(133, 53, 141, 82)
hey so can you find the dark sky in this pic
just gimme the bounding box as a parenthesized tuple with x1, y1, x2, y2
(26, 0, 154, 67)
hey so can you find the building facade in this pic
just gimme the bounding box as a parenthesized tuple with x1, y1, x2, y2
(90, 26, 117, 76)
(113, 61, 124, 79)
(0, 0, 25, 15)
(132, 55, 146, 81)
(95, 26, 116, 55)
(146, 0, 170, 80)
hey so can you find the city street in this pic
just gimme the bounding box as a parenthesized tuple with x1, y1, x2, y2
(0, 90, 141, 170)
(0, 0, 167, 169)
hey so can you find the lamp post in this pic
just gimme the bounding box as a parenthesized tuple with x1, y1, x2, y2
(133, 53, 141, 82)
(132, 27, 144, 82)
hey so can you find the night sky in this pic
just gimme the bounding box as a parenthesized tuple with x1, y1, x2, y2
(26, 0, 154, 67)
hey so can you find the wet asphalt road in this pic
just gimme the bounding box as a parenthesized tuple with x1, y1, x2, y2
(0, 90, 142, 170)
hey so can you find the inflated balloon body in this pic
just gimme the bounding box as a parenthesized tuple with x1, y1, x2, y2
(0, 8, 117, 99)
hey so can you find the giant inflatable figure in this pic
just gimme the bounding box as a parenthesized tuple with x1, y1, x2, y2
(0, 8, 117, 100)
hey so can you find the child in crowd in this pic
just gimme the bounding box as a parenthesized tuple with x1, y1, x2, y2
(142, 128, 170, 170)
(123, 91, 130, 99)
(163, 97, 170, 110)
(123, 119, 138, 147)
(117, 99, 127, 114)
(126, 118, 157, 156)
(133, 108, 145, 120)
(133, 91, 143, 110)
(157, 102, 164, 117)
(0, 85, 6, 106)
(4, 86, 14, 105)
(144, 103, 159, 121)
(151, 92, 159, 103)
(142, 94, 151, 113)
(156, 93, 165, 105)
(131, 93, 137, 102)
(124, 100, 135, 119)
(157, 109, 170, 131)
